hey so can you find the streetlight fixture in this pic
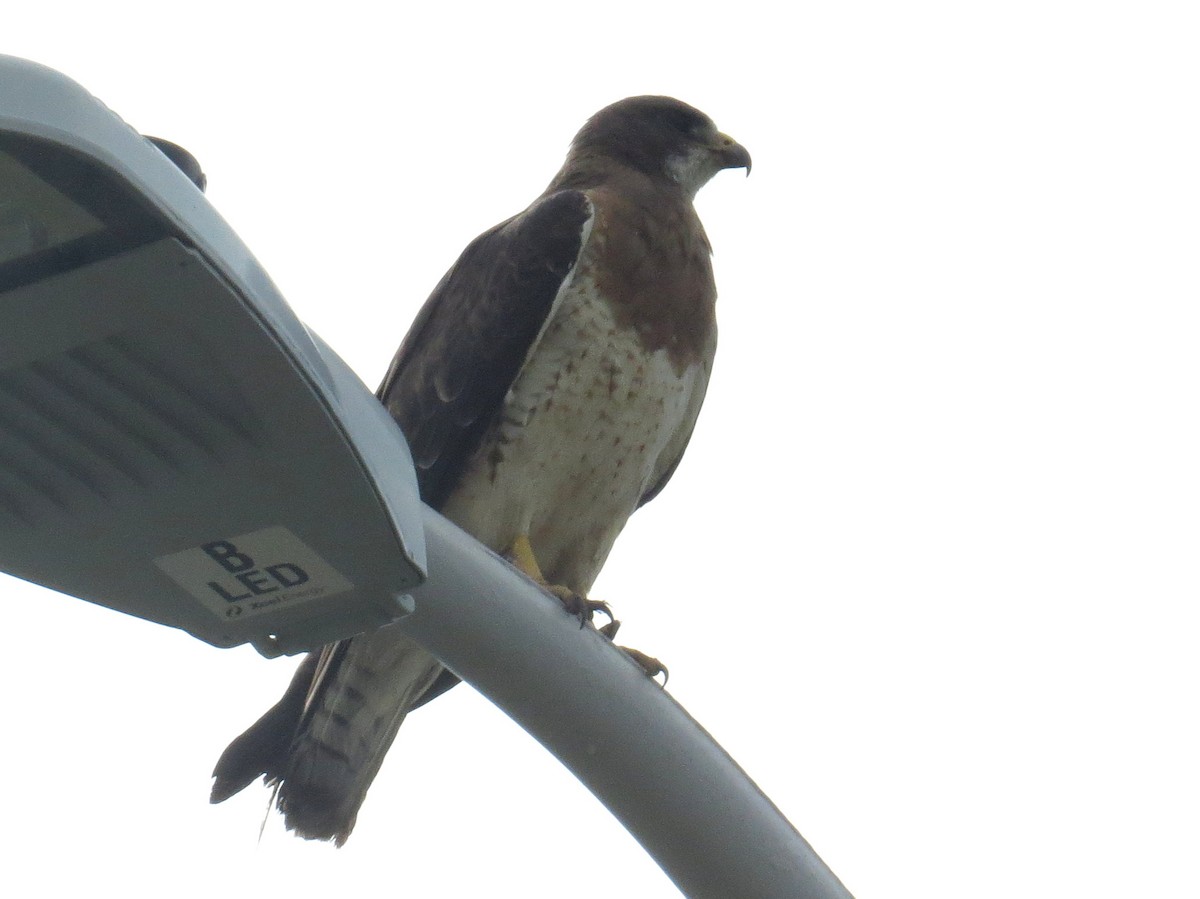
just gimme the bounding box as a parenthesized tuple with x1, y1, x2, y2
(0, 57, 427, 657)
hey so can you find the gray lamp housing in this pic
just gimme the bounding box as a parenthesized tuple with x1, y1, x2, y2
(0, 56, 426, 657)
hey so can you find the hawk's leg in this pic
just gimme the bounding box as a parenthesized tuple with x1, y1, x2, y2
(598, 620, 669, 685)
(506, 535, 612, 627)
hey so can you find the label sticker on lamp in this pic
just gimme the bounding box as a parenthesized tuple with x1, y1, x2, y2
(154, 526, 353, 619)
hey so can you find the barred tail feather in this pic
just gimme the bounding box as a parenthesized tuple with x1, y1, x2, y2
(211, 626, 443, 846)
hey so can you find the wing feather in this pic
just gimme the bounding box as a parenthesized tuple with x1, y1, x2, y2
(378, 190, 594, 508)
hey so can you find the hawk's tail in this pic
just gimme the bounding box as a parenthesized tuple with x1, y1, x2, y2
(211, 627, 443, 846)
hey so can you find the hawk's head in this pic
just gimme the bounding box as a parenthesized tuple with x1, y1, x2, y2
(566, 96, 751, 197)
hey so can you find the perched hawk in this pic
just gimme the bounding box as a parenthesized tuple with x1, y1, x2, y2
(210, 96, 750, 844)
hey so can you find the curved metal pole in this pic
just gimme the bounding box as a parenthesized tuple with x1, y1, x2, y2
(396, 506, 852, 899)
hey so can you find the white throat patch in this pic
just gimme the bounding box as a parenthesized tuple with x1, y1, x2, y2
(665, 146, 720, 199)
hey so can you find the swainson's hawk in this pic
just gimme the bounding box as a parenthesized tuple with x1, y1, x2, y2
(210, 96, 750, 844)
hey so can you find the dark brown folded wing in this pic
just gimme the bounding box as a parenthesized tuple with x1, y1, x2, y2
(377, 189, 594, 509)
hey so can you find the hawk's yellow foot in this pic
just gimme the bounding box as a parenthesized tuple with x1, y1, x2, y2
(506, 535, 612, 627)
(598, 620, 669, 685)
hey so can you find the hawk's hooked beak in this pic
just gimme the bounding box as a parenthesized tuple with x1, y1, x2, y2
(714, 132, 752, 175)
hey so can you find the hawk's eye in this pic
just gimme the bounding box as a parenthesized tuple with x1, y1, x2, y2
(681, 115, 716, 141)
(657, 106, 707, 136)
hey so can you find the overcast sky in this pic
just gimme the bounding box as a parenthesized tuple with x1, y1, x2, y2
(4, 2, 1198, 896)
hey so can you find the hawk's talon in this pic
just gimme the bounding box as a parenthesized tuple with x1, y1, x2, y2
(620, 646, 669, 686)
(546, 584, 612, 628)
(598, 620, 666, 683)
(505, 535, 611, 628)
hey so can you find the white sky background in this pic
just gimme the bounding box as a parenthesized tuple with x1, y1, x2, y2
(4, 2, 1199, 896)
